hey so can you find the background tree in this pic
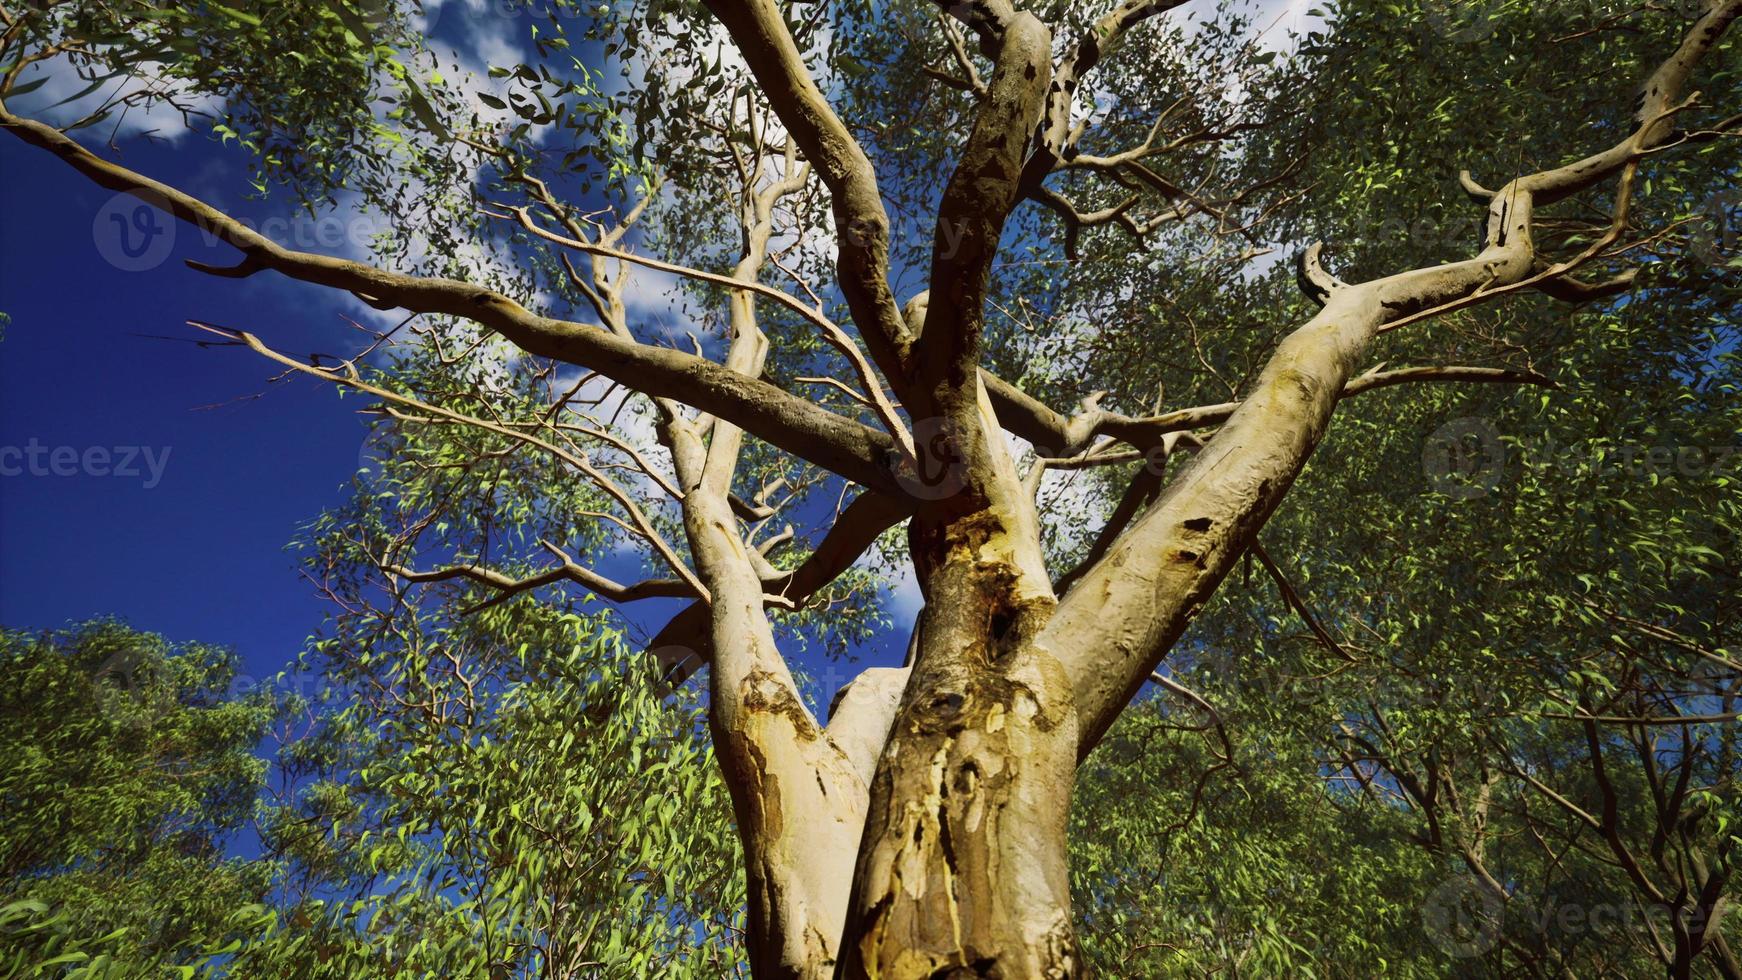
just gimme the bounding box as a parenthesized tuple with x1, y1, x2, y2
(244, 614, 745, 978)
(1, 0, 1737, 975)
(241, 408, 748, 978)
(1066, 4, 1741, 974)
(0, 620, 276, 976)
(0, 613, 743, 979)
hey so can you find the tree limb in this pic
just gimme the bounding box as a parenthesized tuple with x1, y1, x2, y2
(0, 101, 904, 495)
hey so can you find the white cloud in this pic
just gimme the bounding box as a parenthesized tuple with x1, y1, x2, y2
(1251, 0, 1323, 52)
(6, 60, 223, 144)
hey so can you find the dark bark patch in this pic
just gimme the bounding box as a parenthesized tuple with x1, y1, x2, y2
(1380, 294, 1435, 317)
(740, 668, 819, 741)
(929, 691, 967, 718)
(927, 961, 1000, 978)
(735, 737, 781, 839)
(953, 760, 982, 795)
(989, 609, 1016, 642)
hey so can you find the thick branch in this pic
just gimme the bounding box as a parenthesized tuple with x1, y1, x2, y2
(991, 363, 1554, 458)
(701, 0, 912, 381)
(913, 12, 1051, 426)
(0, 103, 903, 495)
(1045, 0, 1740, 757)
(651, 490, 911, 684)
(1018, 0, 1192, 191)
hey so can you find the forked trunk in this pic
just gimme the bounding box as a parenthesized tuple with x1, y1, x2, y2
(713, 695, 866, 979)
(835, 523, 1082, 978)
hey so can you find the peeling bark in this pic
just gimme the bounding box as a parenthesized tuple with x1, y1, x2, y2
(838, 613, 1081, 979)
(4, 1, 1736, 975)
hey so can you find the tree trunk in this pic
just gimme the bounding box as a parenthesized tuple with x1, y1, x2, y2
(835, 508, 1082, 978)
(709, 675, 865, 979)
(836, 646, 1080, 977)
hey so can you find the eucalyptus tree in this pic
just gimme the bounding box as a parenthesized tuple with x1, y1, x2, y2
(2, 0, 1737, 975)
(0, 612, 741, 979)
(0, 621, 277, 975)
(1060, 3, 1742, 975)
(244, 608, 746, 979)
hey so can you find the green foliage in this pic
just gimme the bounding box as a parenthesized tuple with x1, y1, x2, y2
(1061, 1, 1739, 975)
(0, 621, 277, 977)
(242, 611, 745, 978)
(1074, 696, 1441, 977)
(0, 612, 746, 977)
(8, 1, 454, 201)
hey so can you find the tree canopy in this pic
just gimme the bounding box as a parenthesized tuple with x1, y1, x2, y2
(0, 0, 1737, 975)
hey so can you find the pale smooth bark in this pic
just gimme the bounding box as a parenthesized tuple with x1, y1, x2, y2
(4, 1, 1737, 975)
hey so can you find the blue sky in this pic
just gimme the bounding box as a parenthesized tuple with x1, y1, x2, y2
(0, 124, 903, 704)
(0, 0, 658, 688)
(0, 1, 921, 702)
(0, 132, 373, 682)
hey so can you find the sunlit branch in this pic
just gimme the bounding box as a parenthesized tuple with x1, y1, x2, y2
(187, 320, 709, 600)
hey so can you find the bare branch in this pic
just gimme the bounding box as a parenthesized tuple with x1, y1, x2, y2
(190, 320, 709, 600)
(384, 541, 695, 612)
(701, 0, 913, 379)
(493, 204, 913, 459)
